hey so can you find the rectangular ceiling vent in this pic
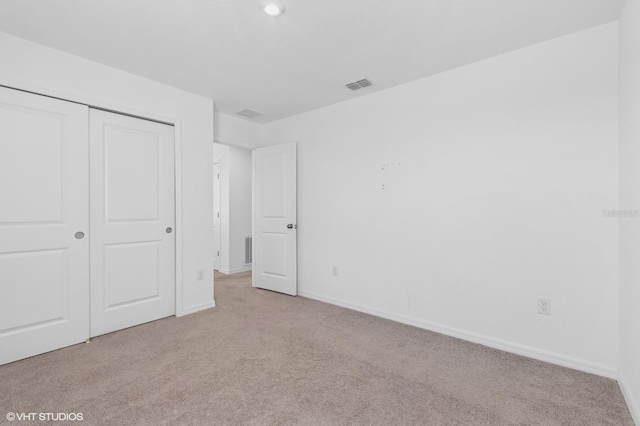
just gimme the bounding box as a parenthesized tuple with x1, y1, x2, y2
(345, 78, 373, 91)
(236, 109, 263, 119)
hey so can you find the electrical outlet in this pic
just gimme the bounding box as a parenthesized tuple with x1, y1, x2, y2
(332, 265, 339, 276)
(197, 269, 205, 281)
(537, 298, 551, 315)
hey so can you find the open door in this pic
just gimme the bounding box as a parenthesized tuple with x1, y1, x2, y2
(0, 86, 90, 365)
(253, 143, 297, 295)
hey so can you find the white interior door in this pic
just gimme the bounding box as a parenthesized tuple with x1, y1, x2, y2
(89, 109, 175, 337)
(0, 87, 89, 365)
(253, 143, 297, 295)
(213, 163, 221, 271)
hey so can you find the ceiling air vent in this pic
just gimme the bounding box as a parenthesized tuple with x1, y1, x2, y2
(345, 78, 373, 91)
(236, 109, 263, 119)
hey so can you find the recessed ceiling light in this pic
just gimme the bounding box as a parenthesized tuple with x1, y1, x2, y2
(261, 0, 285, 17)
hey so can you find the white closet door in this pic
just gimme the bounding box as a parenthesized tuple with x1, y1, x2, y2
(0, 87, 89, 365)
(89, 109, 175, 337)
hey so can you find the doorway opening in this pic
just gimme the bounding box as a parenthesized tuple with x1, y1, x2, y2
(213, 143, 253, 275)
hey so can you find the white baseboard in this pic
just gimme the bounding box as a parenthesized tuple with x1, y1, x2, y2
(179, 300, 216, 317)
(298, 290, 617, 379)
(619, 376, 640, 425)
(219, 266, 252, 275)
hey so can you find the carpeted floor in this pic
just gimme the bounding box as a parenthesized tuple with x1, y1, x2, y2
(0, 271, 634, 425)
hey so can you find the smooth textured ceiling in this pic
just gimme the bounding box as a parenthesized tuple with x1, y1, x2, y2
(0, 0, 623, 123)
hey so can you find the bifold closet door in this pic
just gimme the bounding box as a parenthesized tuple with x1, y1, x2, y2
(0, 87, 90, 365)
(89, 109, 175, 337)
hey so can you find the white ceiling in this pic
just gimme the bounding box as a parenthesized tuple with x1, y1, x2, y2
(0, 0, 623, 123)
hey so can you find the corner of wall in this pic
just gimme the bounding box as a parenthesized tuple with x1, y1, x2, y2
(214, 111, 263, 149)
(618, 0, 640, 421)
(619, 375, 640, 425)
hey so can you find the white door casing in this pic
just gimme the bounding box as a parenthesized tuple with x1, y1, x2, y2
(213, 162, 221, 271)
(253, 143, 297, 296)
(89, 109, 176, 337)
(0, 87, 90, 365)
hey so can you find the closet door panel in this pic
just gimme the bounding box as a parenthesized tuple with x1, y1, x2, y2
(0, 87, 89, 365)
(90, 109, 175, 337)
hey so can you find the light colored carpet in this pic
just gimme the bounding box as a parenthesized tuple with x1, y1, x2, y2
(0, 271, 633, 425)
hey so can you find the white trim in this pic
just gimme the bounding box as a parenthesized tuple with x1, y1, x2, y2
(251, 150, 256, 288)
(212, 159, 222, 272)
(219, 266, 252, 275)
(619, 376, 640, 425)
(174, 119, 184, 317)
(0, 79, 196, 125)
(298, 290, 618, 379)
(0, 79, 188, 318)
(180, 301, 216, 317)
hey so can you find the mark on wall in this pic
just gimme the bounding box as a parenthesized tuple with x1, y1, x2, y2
(381, 162, 401, 191)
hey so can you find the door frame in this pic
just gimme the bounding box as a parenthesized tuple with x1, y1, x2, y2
(213, 161, 221, 271)
(252, 152, 256, 286)
(0, 82, 186, 317)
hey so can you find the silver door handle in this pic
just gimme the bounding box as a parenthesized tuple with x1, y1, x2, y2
(287, 224, 297, 229)
(75, 232, 85, 239)
(166, 227, 173, 233)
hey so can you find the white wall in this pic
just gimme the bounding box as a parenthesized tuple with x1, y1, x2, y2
(618, 0, 640, 422)
(0, 31, 215, 315)
(215, 112, 262, 150)
(262, 23, 619, 376)
(229, 147, 253, 273)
